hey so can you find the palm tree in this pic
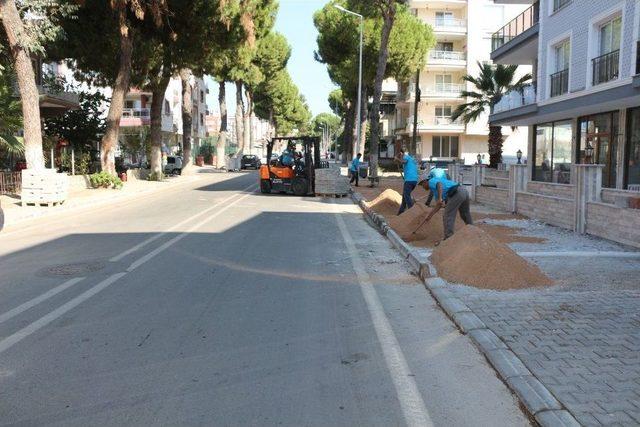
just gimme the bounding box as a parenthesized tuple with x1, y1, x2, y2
(451, 62, 531, 168)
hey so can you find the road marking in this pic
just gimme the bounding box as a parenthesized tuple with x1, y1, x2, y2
(0, 277, 85, 325)
(110, 183, 257, 262)
(333, 201, 433, 427)
(0, 188, 255, 355)
(126, 191, 254, 272)
(0, 273, 125, 355)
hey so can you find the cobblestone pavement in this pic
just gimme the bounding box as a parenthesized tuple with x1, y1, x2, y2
(450, 285, 640, 426)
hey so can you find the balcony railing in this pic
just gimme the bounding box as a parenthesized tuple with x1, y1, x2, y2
(433, 116, 463, 126)
(432, 18, 466, 29)
(405, 116, 463, 131)
(429, 50, 466, 61)
(491, 1, 539, 52)
(431, 83, 464, 95)
(122, 108, 151, 118)
(592, 49, 619, 86)
(493, 83, 537, 114)
(550, 69, 569, 97)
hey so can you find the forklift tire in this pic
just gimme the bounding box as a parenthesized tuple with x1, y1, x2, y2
(260, 179, 272, 194)
(291, 177, 309, 196)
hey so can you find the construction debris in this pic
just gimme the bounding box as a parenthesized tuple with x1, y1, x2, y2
(315, 167, 350, 196)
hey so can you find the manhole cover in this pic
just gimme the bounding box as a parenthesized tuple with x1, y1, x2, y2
(40, 261, 105, 277)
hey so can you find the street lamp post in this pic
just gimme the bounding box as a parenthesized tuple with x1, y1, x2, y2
(335, 5, 363, 156)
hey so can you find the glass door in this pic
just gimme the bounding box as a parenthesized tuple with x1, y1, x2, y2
(579, 112, 619, 187)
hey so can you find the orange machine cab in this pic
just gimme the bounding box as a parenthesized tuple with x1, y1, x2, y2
(259, 164, 294, 180)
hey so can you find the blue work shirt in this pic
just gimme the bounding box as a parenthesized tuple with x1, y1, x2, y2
(281, 150, 293, 166)
(402, 154, 418, 182)
(429, 175, 459, 201)
(428, 167, 447, 180)
(350, 157, 360, 172)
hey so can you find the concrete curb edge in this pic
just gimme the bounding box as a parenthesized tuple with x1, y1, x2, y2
(349, 190, 580, 427)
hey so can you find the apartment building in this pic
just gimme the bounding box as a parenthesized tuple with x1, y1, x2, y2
(393, 0, 530, 165)
(119, 75, 208, 158)
(490, 0, 640, 190)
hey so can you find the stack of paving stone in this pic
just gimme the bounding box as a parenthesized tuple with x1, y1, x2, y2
(314, 166, 350, 196)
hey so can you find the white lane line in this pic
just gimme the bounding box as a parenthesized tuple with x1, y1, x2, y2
(519, 251, 640, 258)
(0, 273, 125, 355)
(126, 190, 254, 272)
(333, 202, 433, 427)
(110, 183, 257, 262)
(0, 188, 256, 355)
(0, 277, 85, 325)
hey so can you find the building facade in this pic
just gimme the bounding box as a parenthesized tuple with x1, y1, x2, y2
(490, 0, 640, 190)
(394, 0, 531, 165)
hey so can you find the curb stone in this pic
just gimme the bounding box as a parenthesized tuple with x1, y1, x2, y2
(350, 190, 581, 425)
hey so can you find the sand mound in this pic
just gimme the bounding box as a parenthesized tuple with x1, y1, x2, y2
(431, 224, 552, 290)
(365, 189, 402, 217)
(388, 203, 465, 246)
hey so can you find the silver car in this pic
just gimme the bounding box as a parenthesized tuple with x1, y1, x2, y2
(164, 156, 183, 175)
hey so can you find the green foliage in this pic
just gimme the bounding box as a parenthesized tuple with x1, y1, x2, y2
(89, 171, 123, 189)
(312, 113, 342, 137)
(328, 89, 346, 118)
(120, 126, 151, 162)
(43, 75, 108, 150)
(451, 62, 532, 124)
(0, 67, 23, 154)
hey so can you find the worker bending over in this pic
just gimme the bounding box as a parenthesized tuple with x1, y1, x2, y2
(419, 170, 473, 239)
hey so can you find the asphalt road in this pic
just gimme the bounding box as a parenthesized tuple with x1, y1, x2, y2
(0, 171, 529, 426)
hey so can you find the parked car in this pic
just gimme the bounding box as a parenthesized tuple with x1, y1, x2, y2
(164, 156, 183, 175)
(241, 154, 261, 170)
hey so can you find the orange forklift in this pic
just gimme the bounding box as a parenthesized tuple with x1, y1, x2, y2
(259, 136, 327, 196)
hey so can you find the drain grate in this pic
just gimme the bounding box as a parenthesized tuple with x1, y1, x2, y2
(40, 261, 105, 277)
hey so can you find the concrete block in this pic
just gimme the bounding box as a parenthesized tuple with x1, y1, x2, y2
(425, 277, 447, 289)
(485, 349, 532, 379)
(452, 311, 486, 333)
(430, 286, 451, 302)
(469, 329, 508, 351)
(507, 376, 562, 415)
(437, 297, 471, 315)
(535, 410, 581, 427)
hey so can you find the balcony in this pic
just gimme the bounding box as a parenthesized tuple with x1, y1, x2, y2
(120, 108, 151, 126)
(404, 115, 464, 133)
(430, 18, 466, 39)
(37, 85, 80, 118)
(592, 50, 619, 86)
(490, 1, 539, 65)
(492, 83, 537, 113)
(424, 83, 464, 100)
(550, 69, 569, 97)
(427, 50, 466, 69)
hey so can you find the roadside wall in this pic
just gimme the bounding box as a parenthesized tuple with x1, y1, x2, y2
(586, 202, 640, 248)
(476, 186, 509, 211)
(515, 192, 575, 230)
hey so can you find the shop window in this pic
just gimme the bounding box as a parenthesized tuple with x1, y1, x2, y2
(578, 112, 619, 188)
(533, 120, 572, 183)
(626, 108, 640, 188)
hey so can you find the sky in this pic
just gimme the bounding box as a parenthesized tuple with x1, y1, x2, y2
(206, 0, 337, 118)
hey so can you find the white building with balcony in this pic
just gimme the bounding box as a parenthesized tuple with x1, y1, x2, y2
(394, 0, 531, 165)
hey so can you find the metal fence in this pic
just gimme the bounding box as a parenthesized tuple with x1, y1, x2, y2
(550, 69, 569, 97)
(592, 50, 619, 86)
(0, 171, 21, 195)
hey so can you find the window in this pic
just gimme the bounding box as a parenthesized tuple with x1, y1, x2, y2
(436, 42, 453, 52)
(553, 0, 571, 12)
(200, 91, 205, 103)
(435, 11, 454, 26)
(125, 100, 134, 109)
(432, 136, 459, 158)
(626, 107, 640, 187)
(599, 17, 621, 55)
(164, 100, 170, 115)
(200, 113, 204, 125)
(533, 121, 572, 183)
(554, 40, 570, 72)
(435, 105, 452, 118)
(550, 40, 570, 97)
(578, 112, 619, 188)
(435, 74, 452, 92)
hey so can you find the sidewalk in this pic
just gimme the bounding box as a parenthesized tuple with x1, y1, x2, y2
(353, 186, 640, 426)
(0, 167, 222, 230)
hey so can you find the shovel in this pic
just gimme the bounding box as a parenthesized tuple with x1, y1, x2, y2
(411, 205, 442, 235)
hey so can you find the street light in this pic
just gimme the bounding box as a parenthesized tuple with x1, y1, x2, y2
(477, 153, 482, 165)
(335, 4, 363, 155)
(584, 142, 594, 164)
(517, 149, 523, 164)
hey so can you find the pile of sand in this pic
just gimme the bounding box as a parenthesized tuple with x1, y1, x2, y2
(431, 224, 553, 290)
(365, 189, 402, 217)
(388, 204, 466, 246)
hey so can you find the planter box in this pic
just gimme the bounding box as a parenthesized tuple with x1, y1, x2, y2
(21, 169, 68, 206)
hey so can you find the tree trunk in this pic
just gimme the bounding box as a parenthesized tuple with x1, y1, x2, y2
(217, 80, 227, 168)
(0, 0, 45, 170)
(342, 99, 354, 165)
(245, 87, 254, 154)
(488, 125, 504, 168)
(100, 19, 133, 175)
(368, 5, 396, 178)
(149, 78, 168, 179)
(235, 80, 244, 155)
(180, 69, 193, 171)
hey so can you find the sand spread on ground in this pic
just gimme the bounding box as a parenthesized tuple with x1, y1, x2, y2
(431, 224, 553, 290)
(365, 189, 402, 217)
(387, 204, 456, 246)
(476, 223, 547, 244)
